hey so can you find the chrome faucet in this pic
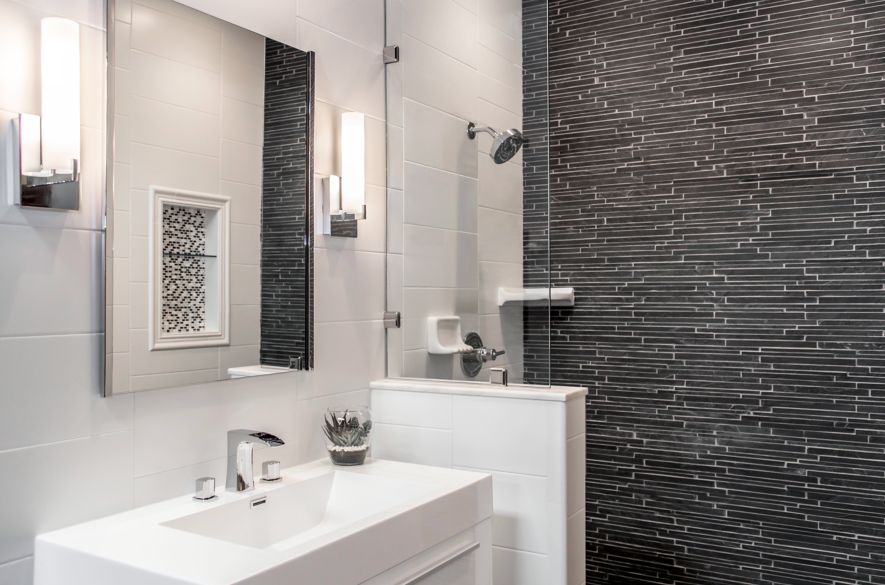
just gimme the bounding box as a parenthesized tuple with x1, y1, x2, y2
(226, 429, 285, 493)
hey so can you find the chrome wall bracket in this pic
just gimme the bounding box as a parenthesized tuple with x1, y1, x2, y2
(383, 311, 401, 329)
(6, 116, 80, 211)
(383, 45, 400, 64)
(316, 175, 362, 238)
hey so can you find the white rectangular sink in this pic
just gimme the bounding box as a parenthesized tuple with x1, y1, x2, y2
(163, 469, 434, 551)
(35, 459, 492, 585)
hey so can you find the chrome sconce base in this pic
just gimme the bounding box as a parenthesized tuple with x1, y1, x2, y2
(6, 116, 80, 211)
(316, 175, 365, 238)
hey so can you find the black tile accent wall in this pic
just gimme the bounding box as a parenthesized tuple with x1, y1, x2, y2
(261, 41, 314, 369)
(524, 1, 885, 583)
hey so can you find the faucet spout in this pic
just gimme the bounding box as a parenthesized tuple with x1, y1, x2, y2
(226, 429, 285, 493)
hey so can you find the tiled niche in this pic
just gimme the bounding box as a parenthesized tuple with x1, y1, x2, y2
(149, 187, 230, 350)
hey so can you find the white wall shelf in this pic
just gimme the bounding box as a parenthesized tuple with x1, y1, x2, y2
(497, 287, 575, 307)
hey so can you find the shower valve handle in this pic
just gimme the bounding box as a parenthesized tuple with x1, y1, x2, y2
(471, 346, 505, 363)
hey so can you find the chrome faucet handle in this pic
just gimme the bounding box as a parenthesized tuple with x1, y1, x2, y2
(485, 347, 506, 361)
(193, 476, 217, 501)
(262, 460, 282, 483)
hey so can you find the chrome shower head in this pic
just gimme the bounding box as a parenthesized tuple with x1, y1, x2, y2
(467, 122, 525, 164)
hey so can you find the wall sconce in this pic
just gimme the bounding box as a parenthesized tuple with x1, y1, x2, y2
(5, 17, 80, 211)
(316, 111, 366, 238)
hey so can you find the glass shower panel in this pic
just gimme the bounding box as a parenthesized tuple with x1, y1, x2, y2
(385, 0, 551, 385)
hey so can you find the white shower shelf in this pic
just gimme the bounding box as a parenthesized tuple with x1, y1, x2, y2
(497, 287, 575, 307)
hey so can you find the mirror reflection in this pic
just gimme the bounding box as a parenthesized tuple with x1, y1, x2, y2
(105, 0, 314, 394)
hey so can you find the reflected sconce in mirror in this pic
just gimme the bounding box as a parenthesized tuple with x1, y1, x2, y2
(317, 111, 366, 238)
(5, 17, 80, 211)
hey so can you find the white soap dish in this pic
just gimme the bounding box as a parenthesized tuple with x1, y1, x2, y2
(426, 316, 473, 355)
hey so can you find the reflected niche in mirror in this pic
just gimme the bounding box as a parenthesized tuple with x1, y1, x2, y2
(105, 0, 314, 394)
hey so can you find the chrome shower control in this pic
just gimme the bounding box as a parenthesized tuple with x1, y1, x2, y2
(461, 331, 506, 378)
(193, 476, 217, 501)
(262, 460, 282, 483)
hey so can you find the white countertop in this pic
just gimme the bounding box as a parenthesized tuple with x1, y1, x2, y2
(35, 459, 491, 585)
(370, 377, 588, 402)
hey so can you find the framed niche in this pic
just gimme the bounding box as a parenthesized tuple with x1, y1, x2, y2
(148, 186, 231, 351)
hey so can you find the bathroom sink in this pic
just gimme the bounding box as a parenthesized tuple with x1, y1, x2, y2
(34, 459, 492, 585)
(163, 468, 434, 551)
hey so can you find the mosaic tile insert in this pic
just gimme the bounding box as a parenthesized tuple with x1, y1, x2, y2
(161, 204, 208, 334)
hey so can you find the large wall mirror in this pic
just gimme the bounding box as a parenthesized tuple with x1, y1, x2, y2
(105, 0, 314, 395)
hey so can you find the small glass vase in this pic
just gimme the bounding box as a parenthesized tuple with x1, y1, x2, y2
(323, 407, 372, 466)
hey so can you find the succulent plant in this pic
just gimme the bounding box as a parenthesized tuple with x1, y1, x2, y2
(323, 410, 373, 448)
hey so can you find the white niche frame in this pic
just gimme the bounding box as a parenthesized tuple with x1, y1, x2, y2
(148, 186, 231, 351)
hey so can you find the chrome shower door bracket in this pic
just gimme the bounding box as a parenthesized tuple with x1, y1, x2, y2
(383, 45, 400, 64)
(383, 311, 401, 328)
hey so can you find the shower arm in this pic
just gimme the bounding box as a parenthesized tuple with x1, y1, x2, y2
(467, 122, 497, 140)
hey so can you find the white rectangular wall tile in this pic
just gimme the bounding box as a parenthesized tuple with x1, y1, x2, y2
(132, 372, 299, 476)
(478, 156, 523, 214)
(0, 556, 33, 585)
(0, 334, 131, 451)
(404, 100, 478, 177)
(472, 469, 551, 554)
(401, 35, 477, 120)
(479, 261, 522, 314)
(403, 224, 478, 289)
(402, 0, 477, 68)
(130, 2, 223, 72)
(492, 547, 548, 585)
(453, 395, 554, 476)
(314, 248, 386, 323)
(372, 389, 453, 429)
(372, 423, 453, 467)
(0, 432, 133, 565)
(297, 0, 384, 53)
(404, 163, 478, 233)
(296, 20, 385, 120)
(478, 207, 522, 264)
(0, 226, 103, 336)
(128, 51, 221, 114)
(172, 0, 298, 45)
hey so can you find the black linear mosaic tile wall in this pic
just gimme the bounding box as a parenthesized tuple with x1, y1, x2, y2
(523, 1, 885, 583)
(261, 41, 313, 369)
